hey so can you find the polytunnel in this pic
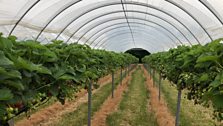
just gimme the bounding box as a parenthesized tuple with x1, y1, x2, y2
(1, 0, 223, 53)
(1, 1, 223, 126)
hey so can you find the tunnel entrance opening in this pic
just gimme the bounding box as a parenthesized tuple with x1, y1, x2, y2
(125, 48, 150, 63)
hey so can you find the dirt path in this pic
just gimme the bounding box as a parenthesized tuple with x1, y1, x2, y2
(91, 69, 135, 126)
(142, 66, 175, 126)
(15, 74, 113, 126)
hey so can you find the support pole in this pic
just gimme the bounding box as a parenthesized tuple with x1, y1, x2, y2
(125, 65, 127, 77)
(120, 67, 122, 85)
(175, 89, 182, 126)
(88, 80, 92, 126)
(158, 72, 161, 101)
(128, 64, 130, 76)
(149, 66, 152, 80)
(153, 69, 155, 87)
(9, 119, 14, 126)
(112, 71, 114, 98)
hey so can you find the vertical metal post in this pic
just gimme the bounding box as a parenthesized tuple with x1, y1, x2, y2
(8, 119, 14, 126)
(175, 89, 182, 126)
(149, 67, 152, 80)
(120, 67, 122, 85)
(128, 64, 130, 76)
(158, 72, 161, 101)
(125, 65, 127, 77)
(127, 65, 128, 76)
(153, 69, 155, 87)
(88, 80, 92, 126)
(112, 71, 114, 98)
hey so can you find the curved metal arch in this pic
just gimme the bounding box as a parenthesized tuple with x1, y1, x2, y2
(79, 16, 183, 45)
(35, 0, 82, 41)
(106, 38, 158, 52)
(72, 16, 183, 46)
(90, 25, 175, 48)
(104, 39, 156, 52)
(164, 0, 213, 41)
(96, 31, 162, 50)
(101, 30, 163, 49)
(120, 0, 135, 48)
(86, 22, 176, 46)
(103, 39, 156, 53)
(94, 28, 172, 49)
(96, 29, 171, 48)
(101, 32, 160, 51)
(199, 0, 223, 25)
(88, 24, 175, 47)
(105, 39, 157, 52)
(86, 22, 177, 46)
(98, 30, 171, 49)
(8, 0, 41, 36)
(103, 40, 155, 52)
(51, 1, 201, 44)
(66, 9, 191, 44)
(66, 10, 192, 45)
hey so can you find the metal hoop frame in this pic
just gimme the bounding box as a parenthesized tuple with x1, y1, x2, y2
(8, 0, 222, 46)
(86, 23, 176, 46)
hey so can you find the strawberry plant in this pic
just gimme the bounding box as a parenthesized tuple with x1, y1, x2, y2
(0, 33, 137, 124)
(143, 38, 223, 120)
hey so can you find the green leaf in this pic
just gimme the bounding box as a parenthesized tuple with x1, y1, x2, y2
(58, 74, 79, 82)
(14, 57, 34, 70)
(198, 73, 209, 82)
(58, 74, 74, 80)
(211, 94, 223, 110)
(76, 65, 86, 73)
(51, 40, 63, 45)
(195, 62, 212, 68)
(210, 80, 221, 88)
(0, 104, 6, 119)
(43, 51, 58, 62)
(4, 80, 25, 90)
(35, 65, 52, 75)
(197, 55, 219, 63)
(7, 35, 17, 42)
(0, 88, 13, 101)
(0, 67, 21, 80)
(0, 51, 14, 67)
(0, 37, 13, 50)
(14, 57, 51, 74)
(210, 72, 223, 88)
(52, 68, 66, 79)
(20, 41, 47, 50)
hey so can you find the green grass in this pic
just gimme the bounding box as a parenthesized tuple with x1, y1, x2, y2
(149, 69, 217, 126)
(55, 70, 128, 126)
(106, 66, 158, 126)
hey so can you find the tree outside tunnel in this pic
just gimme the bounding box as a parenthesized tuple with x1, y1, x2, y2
(125, 48, 150, 63)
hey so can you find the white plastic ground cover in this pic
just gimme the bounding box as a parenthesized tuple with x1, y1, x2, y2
(0, 0, 223, 53)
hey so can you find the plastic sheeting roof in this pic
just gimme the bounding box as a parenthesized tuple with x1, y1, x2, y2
(0, 0, 223, 53)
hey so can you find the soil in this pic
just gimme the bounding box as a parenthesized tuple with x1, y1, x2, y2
(91, 69, 135, 126)
(142, 66, 175, 126)
(15, 74, 113, 126)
